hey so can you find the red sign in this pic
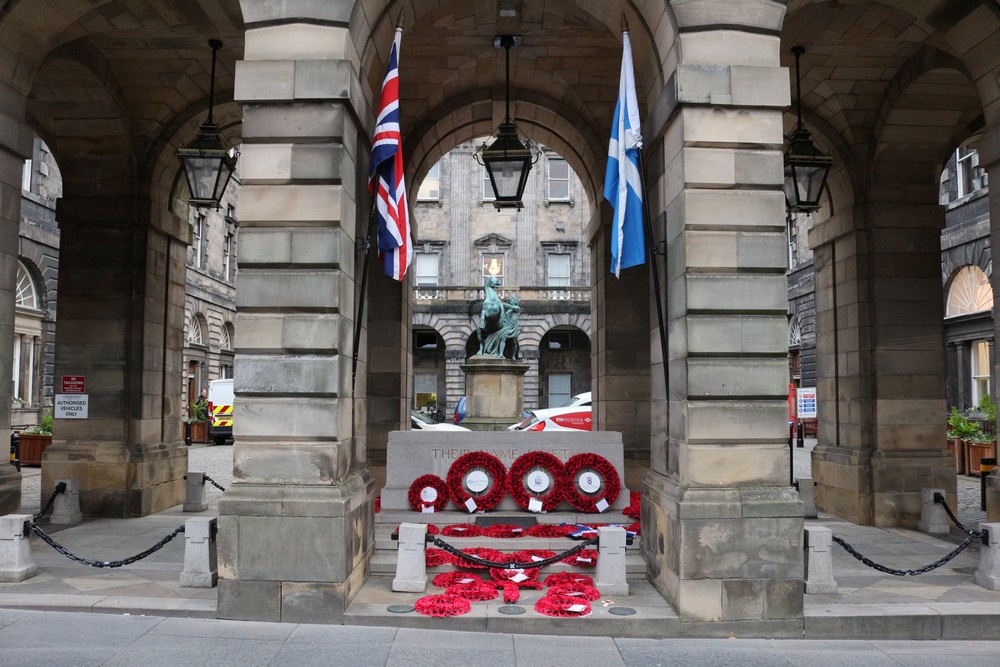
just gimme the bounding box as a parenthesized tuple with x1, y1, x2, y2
(61, 375, 85, 394)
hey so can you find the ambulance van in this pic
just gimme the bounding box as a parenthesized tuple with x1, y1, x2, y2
(207, 378, 234, 446)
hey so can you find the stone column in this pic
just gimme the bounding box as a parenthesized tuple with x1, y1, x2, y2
(41, 197, 187, 517)
(641, 1, 804, 627)
(217, 6, 374, 623)
(0, 111, 30, 514)
(957, 341, 968, 410)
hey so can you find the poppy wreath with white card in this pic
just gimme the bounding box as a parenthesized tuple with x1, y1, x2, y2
(446, 451, 507, 512)
(407, 474, 449, 513)
(506, 451, 565, 512)
(560, 453, 621, 513)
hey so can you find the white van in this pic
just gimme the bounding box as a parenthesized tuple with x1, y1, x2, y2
(207, 378, 234, 446)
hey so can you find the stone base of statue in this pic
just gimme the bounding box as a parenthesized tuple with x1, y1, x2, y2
(460, 354, 529, 431)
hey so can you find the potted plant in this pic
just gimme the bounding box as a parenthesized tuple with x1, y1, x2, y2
(18, 411, 53, 467)
(188, 392, 210, 443)
(948, 407, 980, 475)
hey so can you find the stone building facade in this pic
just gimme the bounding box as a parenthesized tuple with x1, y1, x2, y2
(410, 141, 591, 425)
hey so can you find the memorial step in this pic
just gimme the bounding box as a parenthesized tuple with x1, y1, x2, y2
(373, 528, 642, 553)
(368, 551, 648, 578)
(374, 509, 637, 526)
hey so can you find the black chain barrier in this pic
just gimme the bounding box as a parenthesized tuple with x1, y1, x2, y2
(28, 523, 185, 569)
(33, 481, 67, 521)
(428, 534, 598, 570)
(830, 493, 982, 577)
(203, 474, 226, 492)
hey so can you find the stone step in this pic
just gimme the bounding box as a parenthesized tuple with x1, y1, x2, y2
(369, 551, 647, 578)
(373, 529, 642, 553)
(375, 509, 637, 526)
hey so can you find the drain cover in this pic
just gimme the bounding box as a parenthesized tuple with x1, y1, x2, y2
(497, 605, 526, 615)
(387, 604, 415, 613)
(608, 607, 637, 616)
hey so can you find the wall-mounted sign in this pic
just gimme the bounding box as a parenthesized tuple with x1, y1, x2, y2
(61, 375, 85, 394)
(797, 387, 817, 419)
(55, 393, 88, 419)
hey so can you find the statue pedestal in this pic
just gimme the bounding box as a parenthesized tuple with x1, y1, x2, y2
(461, 354, 529, 431)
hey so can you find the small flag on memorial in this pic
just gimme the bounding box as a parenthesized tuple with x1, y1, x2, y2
(603, 29, 645, 278)
(368, 26, 412, 281)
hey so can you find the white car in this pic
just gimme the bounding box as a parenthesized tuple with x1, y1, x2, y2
(411, 410, 470, 431)
(508, 392, 593, 432)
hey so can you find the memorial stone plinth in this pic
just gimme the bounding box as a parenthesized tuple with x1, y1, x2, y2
(460, 354, 529, 431)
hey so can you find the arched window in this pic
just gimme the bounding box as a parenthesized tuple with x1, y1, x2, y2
(220, 323, 233, 351)
(788, 317, 801, 348)
(186, 314, 204, 346)
(16, 261, 38, 310)
(946, 266, 993, 317)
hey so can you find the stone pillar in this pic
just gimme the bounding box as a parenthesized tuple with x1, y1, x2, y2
(0, 111, 30, 514)
(641, 1, 804, 627)
(217, 7, 374, 623)
(461, 355, 529, 431)
(985, 127, 1000, 418)
(41, 196, 187, 517)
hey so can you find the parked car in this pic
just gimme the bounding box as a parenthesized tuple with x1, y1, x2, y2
(453, 395, 467, 424)
(412, 410, 470, 431)
(508, 405, 593, 432)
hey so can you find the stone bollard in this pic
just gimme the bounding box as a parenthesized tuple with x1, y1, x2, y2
(987, 471, 1000, 523)
(796, 478, 818, 519)
(974, 523, 1000, 591)
(184, 473, 208, 512)
(918, 487, 949, 534)
(180, 517, 217, 587)
(804, 525, 837, 594)
(50, 479, 82, 526)
(0, 514, 38, 582)
(392, 523, 427, 593)
(595, 526, 629, 595)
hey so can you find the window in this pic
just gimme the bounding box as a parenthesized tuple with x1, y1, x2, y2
(415, 253, 440, 286)
(972, 340, 991, 408)
(548, 330, 572, 350)
(956, 148, 977, 198)
(224, 226, 235, 281)
(547, 254, 571, 287)
(193, 213, 205, 269)
(414, 330, 439, 350)
(417, 162, 441, 201)
(482, 254, 504, 284)
(547, 158, 570, 201)
(186, 315, 204, 346)
(16, 262, 38, 309)
(220, 324, 233, 351)
(414, 373, 438, 410)
(482, 167, 494, 201)
(548, 373, 572, 408)
(21, 159, 31, 192)
(946, 266, 993, 317)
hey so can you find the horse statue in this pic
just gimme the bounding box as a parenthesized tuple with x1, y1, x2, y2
(476, 276, 520, 358)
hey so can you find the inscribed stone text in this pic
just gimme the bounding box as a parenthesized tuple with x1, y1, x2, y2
(432, 448, 584, 461)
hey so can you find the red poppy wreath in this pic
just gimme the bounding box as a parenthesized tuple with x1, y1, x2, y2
(560, 453, 621, 513)
(407, 474, 449, 513)
(506, 451, 565, 512)
(447, 451, 507, 513)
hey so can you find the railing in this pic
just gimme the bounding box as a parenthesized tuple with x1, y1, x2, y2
(413, 286, 590, 303)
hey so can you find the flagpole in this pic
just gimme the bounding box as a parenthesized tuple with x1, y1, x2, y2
(634, 150, 670, 410)
(352, 163, 382, 390)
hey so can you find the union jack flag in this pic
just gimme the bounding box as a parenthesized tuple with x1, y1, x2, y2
(368, 26, 412, 281)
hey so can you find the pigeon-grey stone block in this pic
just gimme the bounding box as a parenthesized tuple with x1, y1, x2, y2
(804, 525, 837, 594)
(0, 514, 37, 582)
(918, 487, 949, 534)
(797, 478, 817, 519)
(184, 472, 208, 512)
(180, 517, 218, 588)
(595, 526, 629, 595)
(393, 522, 427, 593)
(50, 478, 82, 525)
(975, 522, 1000, 591)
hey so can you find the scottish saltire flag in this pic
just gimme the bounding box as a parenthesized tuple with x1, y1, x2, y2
(603, 30, 645, 278)
(368, 26, 412, 281)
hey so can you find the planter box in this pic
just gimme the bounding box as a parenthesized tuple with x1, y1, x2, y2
(190, 421, 209, 443)
(19, 433, 52, 467)
(966, 440, 997, 477)
(949, 437, 966, 475)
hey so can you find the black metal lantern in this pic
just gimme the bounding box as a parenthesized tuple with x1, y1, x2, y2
(784, 46, 832, 213)
(475, 35, 538, 211)
(177, 39, 238, 209)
